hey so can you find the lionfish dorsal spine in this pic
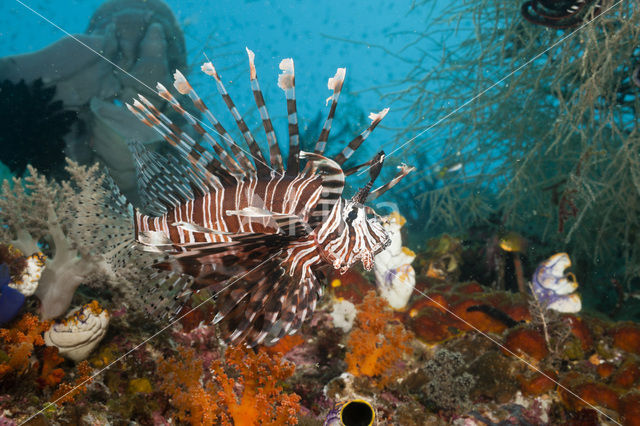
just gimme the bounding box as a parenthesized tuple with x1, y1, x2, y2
(277, 58, 301, 175)
(334, 108, 389, 166)
(201, 62, 271, 177)
(246, 48, 285, 173)
(314, 67, 346, 155)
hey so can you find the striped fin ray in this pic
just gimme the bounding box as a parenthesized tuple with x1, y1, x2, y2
(128, 141, 212, 215)
(151, 83, 249, 179)
(277, 58, 300, 175)
(201, 62, 271, 177)
(368, 163, 416, 201)
(138, 269, 195, 319)
(246, 48, 284, 173)
(126, 98, 230, 185)
(171, 70, 248, 177)
(334, 108, 390, 166)
(313, 68, 346, 155)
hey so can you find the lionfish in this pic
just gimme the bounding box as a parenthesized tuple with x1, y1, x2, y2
(125, 49, 414, 346)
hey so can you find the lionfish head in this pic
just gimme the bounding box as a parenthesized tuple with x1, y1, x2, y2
(318, 151, 391, 272)
(339, 199, 391, 272)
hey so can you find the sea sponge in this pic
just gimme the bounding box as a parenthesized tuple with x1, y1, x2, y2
(420, 349, 476, 411)
(503, 327, 549, 362)
(611, 323, 640, 355)
(44, 300, 109, 362)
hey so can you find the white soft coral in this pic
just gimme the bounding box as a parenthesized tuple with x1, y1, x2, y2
(0, 161, 122, 319)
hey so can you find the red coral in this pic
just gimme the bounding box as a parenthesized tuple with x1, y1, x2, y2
(158, 345, 300, 425)
(565, 315, 593, 351)
(559, 374, 620, 413)
(345, 291, 413, 388)
(621, 393, 640, 426)
(264, 334, 304, 356)
(612, 361, 640, 389)
(329, 270, 372, 304)
(518, 370, 557, 395)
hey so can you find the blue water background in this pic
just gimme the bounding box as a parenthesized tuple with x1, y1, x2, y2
(0, 0, 467, 175)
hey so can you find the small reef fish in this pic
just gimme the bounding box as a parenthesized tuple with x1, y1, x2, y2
(435, 162, 463, 179)
(125, 49, 414, 346)
(498, 231, 528, 253)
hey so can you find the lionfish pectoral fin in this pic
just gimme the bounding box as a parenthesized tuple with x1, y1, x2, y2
(138, 231, 173, 247)
(225, 208, 311, 237)
(172, 221, 233, 235)
(272, 214, 312, 237)
(226, 206, 274, 218)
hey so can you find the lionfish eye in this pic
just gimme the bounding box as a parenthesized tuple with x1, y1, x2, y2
(346, 207, 358, 224)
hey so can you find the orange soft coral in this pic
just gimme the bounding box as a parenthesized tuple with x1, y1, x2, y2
(50, 360, 93, 404)
(345, 291, 413, 388)
(37, 346, 65, 388)
(0, 313, 49, 378)
(158, 345, 301, 426)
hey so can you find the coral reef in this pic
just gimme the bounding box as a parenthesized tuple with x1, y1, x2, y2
(158, 345, 301, 425)
(0, 161, 158, 320)
(419, 349, 475, 412)
(0, 313, 49, 381)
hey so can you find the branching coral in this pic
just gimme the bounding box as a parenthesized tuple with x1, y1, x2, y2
(345, 291, 413, 388)
(158, 345, 301, 425)
(50, 360, 93, 405)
